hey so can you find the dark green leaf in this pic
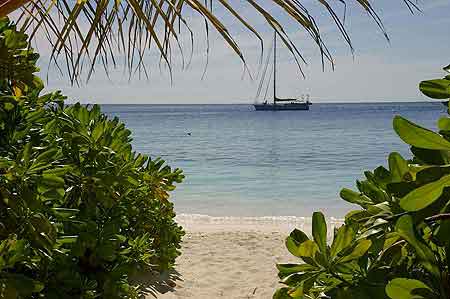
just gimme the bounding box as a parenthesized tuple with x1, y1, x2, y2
(357, 180, 388, 203)
(273, 288, 291, 299)
(419, 78, 450, 99)
(1, 273, 44, 295)
(289, 229, 309, 244)
(435, 219, 450, 247)
(395, 216, 439, 278)
(444, 64, 450, 73)
(312, 212, 327, 255)
(411, 147, 447, 165)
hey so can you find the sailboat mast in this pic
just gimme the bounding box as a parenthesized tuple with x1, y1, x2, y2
(273, 31, 276, 105)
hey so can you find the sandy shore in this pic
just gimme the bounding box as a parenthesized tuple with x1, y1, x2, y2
(143, 214, 343, 299)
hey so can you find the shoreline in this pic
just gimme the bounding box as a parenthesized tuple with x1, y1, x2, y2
(175, 213, 345, 233)
(145, 214, 344, 298)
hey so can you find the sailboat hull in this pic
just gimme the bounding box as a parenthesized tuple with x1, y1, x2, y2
(254, 103, 310, 111)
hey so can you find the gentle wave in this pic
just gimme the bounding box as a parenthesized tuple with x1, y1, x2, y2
(176, 213, 344, 226)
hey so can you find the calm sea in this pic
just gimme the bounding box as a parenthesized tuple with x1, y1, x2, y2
(102, 102, 445, 217)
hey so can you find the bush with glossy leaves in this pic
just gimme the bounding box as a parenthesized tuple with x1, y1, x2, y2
(0, 17, 184, 298)
(275, 65, 450, 299)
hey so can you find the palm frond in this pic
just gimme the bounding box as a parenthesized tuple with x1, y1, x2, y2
(0, 0, 419, 84)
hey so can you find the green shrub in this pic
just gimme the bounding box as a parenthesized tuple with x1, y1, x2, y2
(275, 65, 450, 299)
(0, 17, 184, 298)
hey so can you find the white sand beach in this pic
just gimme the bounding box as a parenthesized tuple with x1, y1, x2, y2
(144, 214, 344, 299)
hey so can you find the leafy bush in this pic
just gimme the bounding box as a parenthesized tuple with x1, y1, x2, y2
(275, 65, 450, 299)
(0, 17, 184, 298)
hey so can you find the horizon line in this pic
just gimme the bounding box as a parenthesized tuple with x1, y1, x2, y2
(67, 99, 438, 105)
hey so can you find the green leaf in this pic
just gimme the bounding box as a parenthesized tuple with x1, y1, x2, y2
(411, 147, 447, 165)
(0, 238, 27, 269)
(57, 235, 78, 245)
(4, 102, 14, 111)
(79, 107, 89, 125)
(395, 216, 439, 278)
(1, 273, 44, 295)
(382, 234, 401, 253)
(0, 157, 13, 170)
(373, 166, 392, 186)
(438, 117, 450, 131)
(400, 174, 450, 211)
(289, 229, 309, 244)
(389, 152, 409, 182)
(34, 148, 58, 163)
(39, 188, 65, 201)
(340, 188, 372, 207)
(273, 288, 291, 299)
(26, 110, 45, 123)
(312, 212, 327, 255)
(41, 174, 65, 187)
(338, 239, 372, 263)
(51, 208, 79, 218)
(435, 219, 450, 247)
(92, 122, 104, 142)
(335, 286, 380, 299)
(21, 142, 32, 166)
(357, 180, 387, 203)
(393, 116, 450, 150)
(386, 278, 434, 299)
(344, 210, 371, 224)
(419, 78, 450, 99)
(97, 242, 117, 262)
(285, 237, 302, 258)
(444, 64, 450, 73)
(276, 263, 317, 277)
(288, 282, 304, 298)
(285, 239, 320, 266)
(42, 166, 72, 176)
(330, 225, 354, 258)
(297, 240, 320, 261)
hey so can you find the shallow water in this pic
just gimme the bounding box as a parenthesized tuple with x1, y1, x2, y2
(102, 102, 444, 217)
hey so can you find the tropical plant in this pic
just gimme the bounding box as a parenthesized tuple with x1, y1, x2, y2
(274, 65, 450, 299)
(0, 17, 184, 298)
(0, 0, 416, 83)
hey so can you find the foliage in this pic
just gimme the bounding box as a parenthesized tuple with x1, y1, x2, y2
(0, 17, 184, 298)
(275, 65, 450, 299)
(3, 0, 415, 83)
(419, 64, 450, 100)
(0, 18, 42, 96)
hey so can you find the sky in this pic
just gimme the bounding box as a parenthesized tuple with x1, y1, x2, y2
(35, 0, 450, 104)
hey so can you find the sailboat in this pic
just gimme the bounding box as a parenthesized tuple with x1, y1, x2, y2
(254, 32, 311, 111)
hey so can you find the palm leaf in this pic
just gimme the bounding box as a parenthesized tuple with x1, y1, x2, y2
(0, 0, 419, 84)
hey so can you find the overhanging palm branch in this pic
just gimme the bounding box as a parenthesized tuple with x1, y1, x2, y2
(0, 0, 419, 84)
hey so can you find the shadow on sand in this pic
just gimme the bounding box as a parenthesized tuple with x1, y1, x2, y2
(131, 269, 182, 298)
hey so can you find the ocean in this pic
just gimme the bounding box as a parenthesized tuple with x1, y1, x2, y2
(102, 102, 445, 218)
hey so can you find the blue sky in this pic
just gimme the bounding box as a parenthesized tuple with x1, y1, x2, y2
(38, 0, 450, 104)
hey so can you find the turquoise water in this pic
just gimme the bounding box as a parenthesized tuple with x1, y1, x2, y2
(102, 102, 445, 217)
